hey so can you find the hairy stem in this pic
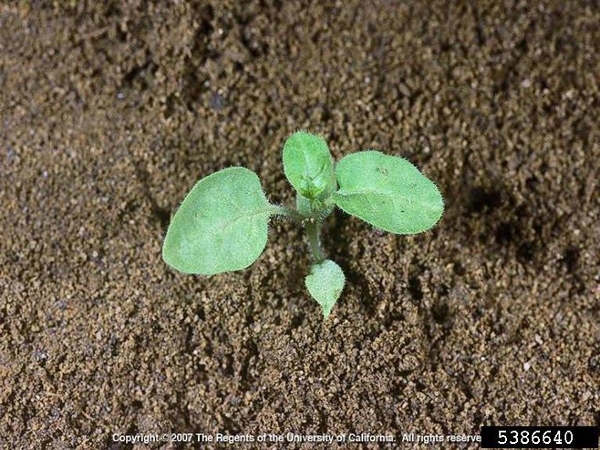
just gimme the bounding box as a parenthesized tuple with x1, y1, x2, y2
(272, 198, 330, 262)
(306, 219, 325, 262)
(270, 204, 304, 223)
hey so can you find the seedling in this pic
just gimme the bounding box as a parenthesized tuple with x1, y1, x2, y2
(162, 131, 444, 319)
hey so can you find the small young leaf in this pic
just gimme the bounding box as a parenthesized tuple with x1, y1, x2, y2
(162, 167, 273, 275)
(305, 259, 345, 319)
(333, 151, 444, 234)
(283, 131, 336, 200)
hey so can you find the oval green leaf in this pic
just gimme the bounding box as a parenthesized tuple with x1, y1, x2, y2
(305, 259, 345, 319)
(282, 131, 336, 200)
(162, 167, 273, 275)
(333, 151, 444, 234)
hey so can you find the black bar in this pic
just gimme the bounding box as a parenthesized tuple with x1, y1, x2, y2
(480, 426, 598, 448)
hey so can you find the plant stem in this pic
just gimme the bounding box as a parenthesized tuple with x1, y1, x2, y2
(306, 219, 325, 263)
(270, 205, 304, 223)
(272, 199, 329, 262)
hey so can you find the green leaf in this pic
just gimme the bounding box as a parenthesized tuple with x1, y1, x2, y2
(162, 167, 273, 275)
(305, 259, 345, 319)
(283, 131, 336, 200)
(333, 151, 444, 234)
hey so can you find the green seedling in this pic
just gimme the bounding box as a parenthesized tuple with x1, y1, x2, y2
(162, 131, 444, 319)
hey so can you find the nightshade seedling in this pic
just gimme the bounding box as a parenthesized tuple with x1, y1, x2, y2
(162, 131, 444, 319)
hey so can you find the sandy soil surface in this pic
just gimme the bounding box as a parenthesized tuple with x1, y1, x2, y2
(1, 1, 598, 448)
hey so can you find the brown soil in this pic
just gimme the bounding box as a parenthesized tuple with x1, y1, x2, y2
(1, 1, 599, 449)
